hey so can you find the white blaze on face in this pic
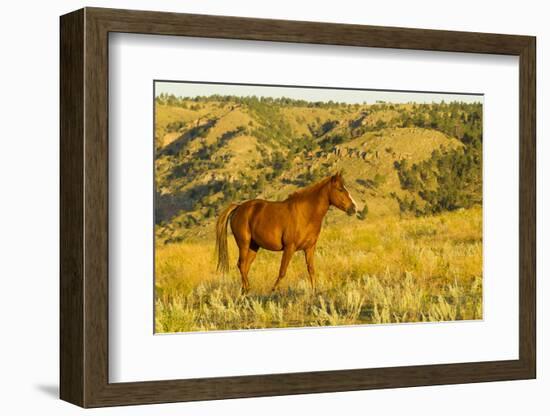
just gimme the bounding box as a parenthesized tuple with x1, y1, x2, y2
(343, 185, 358, 210)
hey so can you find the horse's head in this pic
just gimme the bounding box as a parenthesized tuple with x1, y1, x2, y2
(328, 172, 357, 216)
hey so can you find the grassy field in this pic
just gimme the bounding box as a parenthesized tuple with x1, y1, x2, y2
(155, 206, 482, 333)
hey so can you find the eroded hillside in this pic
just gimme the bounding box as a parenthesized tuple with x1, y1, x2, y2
(154, 95, 482, 244)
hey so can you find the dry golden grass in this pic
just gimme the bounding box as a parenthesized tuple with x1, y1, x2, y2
(155, 206, 482, 332)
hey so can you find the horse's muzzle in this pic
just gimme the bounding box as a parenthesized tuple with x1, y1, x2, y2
(347, 206, 356, 216)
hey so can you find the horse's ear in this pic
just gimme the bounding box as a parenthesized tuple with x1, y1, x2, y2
(336, 170, 346, 185)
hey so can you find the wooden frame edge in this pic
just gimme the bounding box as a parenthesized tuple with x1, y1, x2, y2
(518, 36, 536, 379)
(60, 8, 85, 407)
(60, 7, 536, 408)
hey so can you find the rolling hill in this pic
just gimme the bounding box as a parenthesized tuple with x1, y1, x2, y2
(154, 96, 481, 244)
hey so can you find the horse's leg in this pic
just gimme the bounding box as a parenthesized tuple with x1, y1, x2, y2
(241, 242, 259, 293)
(237, 243, 251, 295)
(233, 216, 253, 295)
(304, 245, 316, 291)
(272, 245, 296, 292)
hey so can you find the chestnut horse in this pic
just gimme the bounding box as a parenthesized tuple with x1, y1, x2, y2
(215, 172, 357, 294)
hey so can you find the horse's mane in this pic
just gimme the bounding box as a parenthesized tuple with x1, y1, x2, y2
(285, 176, 332, 201)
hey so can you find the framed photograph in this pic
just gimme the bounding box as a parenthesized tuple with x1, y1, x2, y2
(60, 7, 536, 408)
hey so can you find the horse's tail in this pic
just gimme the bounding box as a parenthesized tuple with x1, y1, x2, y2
(215, 203, 240, 274)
